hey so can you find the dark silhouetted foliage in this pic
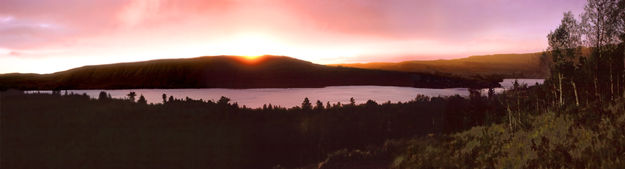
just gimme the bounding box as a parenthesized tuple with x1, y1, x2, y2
(0, 91, 501, 169)
(98, 91, 109, 100)
(127, 91, 136, 102)
(302, 97, 312, 110)
(137, 95, 147, 104)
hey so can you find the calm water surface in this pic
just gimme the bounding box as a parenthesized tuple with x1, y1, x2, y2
(27, 79, 543, 108)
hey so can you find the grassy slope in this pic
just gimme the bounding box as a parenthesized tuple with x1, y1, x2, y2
(332, 52, 548, 78)
(312, 99, 625, 169)
(0, 55, 499, 90)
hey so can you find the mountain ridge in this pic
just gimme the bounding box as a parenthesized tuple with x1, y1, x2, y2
(331, 52, 548, 78)
(0, 55, 500, 90)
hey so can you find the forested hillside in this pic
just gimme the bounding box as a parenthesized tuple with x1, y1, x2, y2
(0, 55, 499, 90)
(333, 52, 548, 78)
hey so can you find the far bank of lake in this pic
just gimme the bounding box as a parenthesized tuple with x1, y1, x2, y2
(25, 79, 543, 108)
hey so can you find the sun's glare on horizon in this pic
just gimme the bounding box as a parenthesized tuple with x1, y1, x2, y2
(242, 55, 262, 60)
(217, 33, 285, 59)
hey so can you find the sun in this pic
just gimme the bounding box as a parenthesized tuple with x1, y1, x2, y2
(242, 55, 262, 60)
(220, 33, 284, 59)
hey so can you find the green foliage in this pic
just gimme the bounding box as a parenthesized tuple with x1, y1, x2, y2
(315, 98, 625, 169)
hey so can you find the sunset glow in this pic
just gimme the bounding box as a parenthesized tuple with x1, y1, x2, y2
(218, 33, 287, 58)
(0, 0, 587, 74)
(242, 55, 263, 60)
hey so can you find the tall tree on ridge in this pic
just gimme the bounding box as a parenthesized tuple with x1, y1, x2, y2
(581, 0, 621, 101)
(548, 11, 582, 106)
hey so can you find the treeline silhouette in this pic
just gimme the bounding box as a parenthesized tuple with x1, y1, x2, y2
(1, 88, 507, 169)
(309, 0, 625, 168)
(0, 55, 500, 90)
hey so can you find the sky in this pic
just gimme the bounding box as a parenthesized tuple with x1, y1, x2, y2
(0, 0, 587, 74)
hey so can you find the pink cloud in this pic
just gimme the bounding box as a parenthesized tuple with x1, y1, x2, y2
(116, 0, 236, 27)
(0, 0, 587, 49)
(0, 0, 590, 73)
(0, 0, 127, 49)
(282, 0, 587, 41)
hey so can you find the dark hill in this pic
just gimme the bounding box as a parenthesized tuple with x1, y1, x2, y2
(333, 52, 549, 78)
(0, 55, 500, 90)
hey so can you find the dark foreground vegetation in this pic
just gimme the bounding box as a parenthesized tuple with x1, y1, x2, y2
(310, 90, 625, 169)
(0, 55, 499, 90)
(1, 89, 504, 169)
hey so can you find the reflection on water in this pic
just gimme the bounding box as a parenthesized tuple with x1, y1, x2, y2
(26, 79, 543, 108)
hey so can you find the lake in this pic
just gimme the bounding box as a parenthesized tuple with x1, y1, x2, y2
(26, 79, 543, 108)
